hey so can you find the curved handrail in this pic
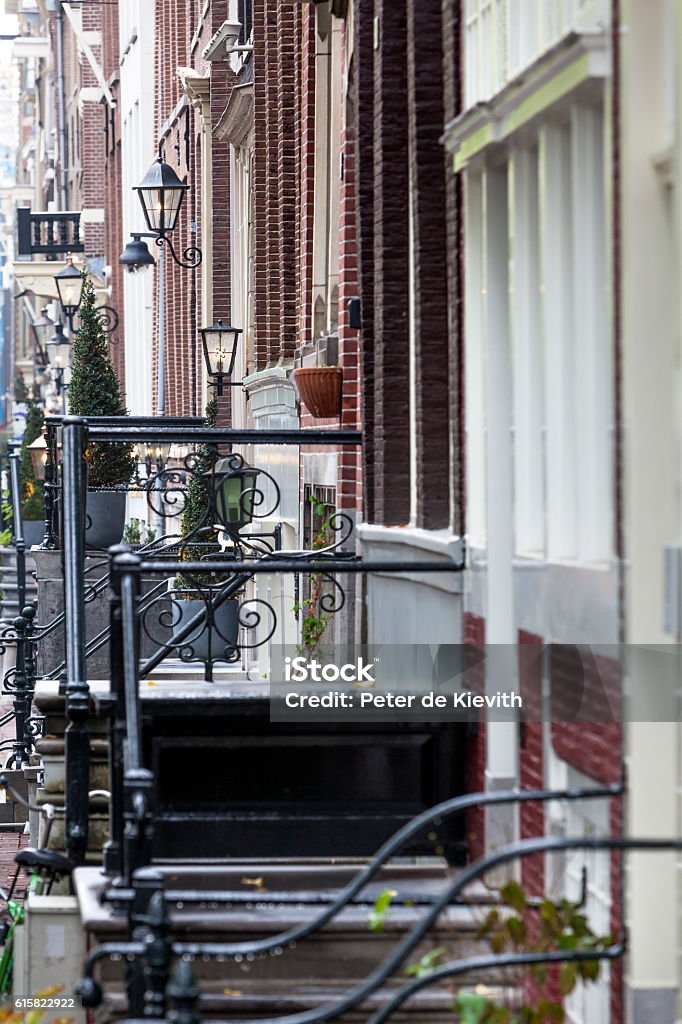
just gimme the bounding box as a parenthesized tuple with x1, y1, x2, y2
(82, 782, 621, 980)
(173, 836, 676, 1024)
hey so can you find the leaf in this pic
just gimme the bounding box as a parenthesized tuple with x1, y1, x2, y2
(579, 959, 600, 983)
(539, 900, 560, 928)
(454, 992, 489, 1024)
(500, 880, 527, 914)
(477, 908, 500, 938)
(404, 946, 447, 978)
(506, 915, 527, 946)
(223, 988, 243, 997)
(368, 888, 397, 932)
(559, 961, 579, 996)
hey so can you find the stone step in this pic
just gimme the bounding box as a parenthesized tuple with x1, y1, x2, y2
(103, 981, 518, 1023)
(76, 864, 512, 997)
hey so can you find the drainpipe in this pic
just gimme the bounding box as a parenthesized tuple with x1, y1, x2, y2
(55, 1, 68, 209)
(157, 247, 165, 417)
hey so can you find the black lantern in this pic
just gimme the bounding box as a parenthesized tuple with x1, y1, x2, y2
(27, 433, 47, 481)
(199, 321, 242, 395)
(46, 322, 71, 373)
(133, 157, 189, 236)
(119, 233, 155, 273)
(208, 457, 259, 535)
(54, 258, 84, 328)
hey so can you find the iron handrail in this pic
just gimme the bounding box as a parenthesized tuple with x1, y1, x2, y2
(161, 838, 677, 1024)
(83, 782, 621, 976)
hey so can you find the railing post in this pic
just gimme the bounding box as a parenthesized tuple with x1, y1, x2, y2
(167, 960, 200, 1024)
(115, 551, 155, 882)
(63, 416, 90, 865)
(142, 886, 171, 1019)
(104, 545, 132, 880)
(12, 606, 36, 769)
(41, 422, 60, 550)
(8, 442, 26, 613)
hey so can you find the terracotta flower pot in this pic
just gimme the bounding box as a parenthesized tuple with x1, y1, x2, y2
(292, 366, 343, 419)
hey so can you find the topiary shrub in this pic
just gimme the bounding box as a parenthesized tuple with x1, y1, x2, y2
(68, 275, 135, 486)
(20, 400, 44, 521)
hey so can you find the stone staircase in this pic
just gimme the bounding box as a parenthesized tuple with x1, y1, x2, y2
(74, 862, 514, 1022)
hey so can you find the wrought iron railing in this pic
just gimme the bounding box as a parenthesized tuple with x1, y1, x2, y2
(74, 779, 682, 1024)
(54, 416, 459, 865)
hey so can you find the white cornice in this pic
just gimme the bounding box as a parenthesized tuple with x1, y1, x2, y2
(442, 29, 610, 169)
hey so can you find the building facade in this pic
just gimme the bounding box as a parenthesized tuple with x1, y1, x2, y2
(5, 1, 682, 1022)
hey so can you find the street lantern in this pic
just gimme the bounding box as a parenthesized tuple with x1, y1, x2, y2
(119, 233, 155, 274)
(54, 258, 84, 328)
(27, 433, 47, 481)
(133, 157, 189, 236)
(207, 457, 259, 535)
(199, 321, 242, 395)
(46, 323, 71, 369)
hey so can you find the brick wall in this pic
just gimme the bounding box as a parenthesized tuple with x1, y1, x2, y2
(406, 0, 450, 530)
(518, 631, 545, 896)
(371, 0, 410, 525)
(352, 0, 375, 518)
(442, 0, 464, 537)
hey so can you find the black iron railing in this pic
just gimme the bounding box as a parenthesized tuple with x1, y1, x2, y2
(74, 781, 682, 1024)
(0, 443, 40, 769)
(16, 208, 84, 257)
(54, 415, 459, 867)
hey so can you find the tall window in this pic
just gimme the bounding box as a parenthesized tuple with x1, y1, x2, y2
(463, 99, 612, 564)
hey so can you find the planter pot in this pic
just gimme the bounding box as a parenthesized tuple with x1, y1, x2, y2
(23, 520, 44, 549)
(85, 491, 126, 550)
(172, 596, 240, 664)
(292, 367, 343, 419)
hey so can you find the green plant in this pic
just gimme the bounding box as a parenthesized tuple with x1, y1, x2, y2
(13, 373, 28, 403)
(368, 887, 397, 932)
(293, 495, 333, 653)
(68, 276, 135, 486)
(439, 881, 612, 1024)
(20, 400, 44, 521)
(0, 490, 12, 546)
(405, 947, 448, 979)
(122, 518, 157, 547)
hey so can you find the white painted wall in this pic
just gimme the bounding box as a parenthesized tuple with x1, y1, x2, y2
(119, 0, 155, 416)
(620, 0, 681, 1018)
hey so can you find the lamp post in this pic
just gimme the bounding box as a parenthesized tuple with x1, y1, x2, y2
(27, 434, 48, 482)
(119, 151, 203, 422)
(120, 154, 202, 271)
(199, 322, 243, 396)
(45, 322, 71, 410)
(31, 306, 54, 368)
(54, 257, 85, 331)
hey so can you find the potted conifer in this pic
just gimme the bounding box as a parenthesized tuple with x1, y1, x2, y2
(20, 400, 45, 549)
(68, 276, 136, 549)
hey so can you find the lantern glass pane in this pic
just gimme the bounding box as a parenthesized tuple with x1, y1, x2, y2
(205, 328, 238, 376)
(55, 266, 84, 315)
(215, 469, 257, 529)
(138, 185, 185, 234)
